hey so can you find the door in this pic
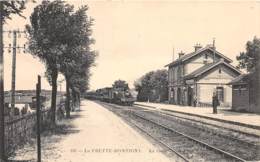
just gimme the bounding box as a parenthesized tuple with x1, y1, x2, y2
(216, 87, 224, 103)
(177, 88, 181, 105)
(187, 86, 193, 106)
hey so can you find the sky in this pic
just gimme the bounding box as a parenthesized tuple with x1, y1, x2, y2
(3, 0, 260, 91)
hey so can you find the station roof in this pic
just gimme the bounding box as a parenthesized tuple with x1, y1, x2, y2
(184, 59, 241, 80)
(165, 45, 233, 67)
(228, 73, 251, 85)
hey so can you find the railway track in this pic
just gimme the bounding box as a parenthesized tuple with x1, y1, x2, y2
(131, 107, 259, 161)
(101, 102, 251, 162)
(129, 116, 190, 162)
(131, 112, 246, 162)
(101, 103, 190, 161)
(135, 104, 260, 140)
(118, 104, 259, 146)
(153, 109, 259, 146)
(132, 104, 260, 150)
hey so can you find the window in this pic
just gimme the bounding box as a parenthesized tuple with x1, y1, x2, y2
(219, 68, 222, 74)
(205, 54, 208, 59)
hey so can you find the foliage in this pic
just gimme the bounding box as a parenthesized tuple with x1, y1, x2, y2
(236, 37, 260, 72)
(112, 80, 129, 91)
(26, 0, 75, 124)
(56, 5, 96, 116)
(134, 69, 168, 102)
(26, 1, 74, 67)
(27, 1, 97, 119)
(1, 1, 27, 21)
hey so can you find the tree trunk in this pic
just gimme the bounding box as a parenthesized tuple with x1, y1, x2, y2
(50, 70, 58, 125)
(71, 89, 76, 112)
(76, 92, 80, 110)
(256, 58, 260, 109)
(65, 76, 71, 118)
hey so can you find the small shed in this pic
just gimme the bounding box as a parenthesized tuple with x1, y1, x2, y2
(228, 74, 251, 112)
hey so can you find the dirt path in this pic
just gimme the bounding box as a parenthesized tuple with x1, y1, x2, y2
(11, 100, 173, 162)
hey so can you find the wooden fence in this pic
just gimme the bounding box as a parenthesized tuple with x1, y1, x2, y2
(4, 109, 49, 156)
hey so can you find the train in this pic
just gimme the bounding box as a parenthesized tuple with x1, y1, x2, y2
(85, 87, 136, 106)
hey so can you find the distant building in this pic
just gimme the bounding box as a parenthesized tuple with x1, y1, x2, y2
(165, 44, 241, 107)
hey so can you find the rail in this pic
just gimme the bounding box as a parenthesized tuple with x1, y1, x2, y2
(132, 112, 247, 162)
(129, 117, 190, 162)
(102, 102, 190, 162)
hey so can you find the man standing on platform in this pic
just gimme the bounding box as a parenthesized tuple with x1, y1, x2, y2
(212, 91, 219, 114)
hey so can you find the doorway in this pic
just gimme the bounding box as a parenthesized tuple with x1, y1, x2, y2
(177, 88, 181, 105)
(216, 87, 224, 102)
(187, 86, 193, 106)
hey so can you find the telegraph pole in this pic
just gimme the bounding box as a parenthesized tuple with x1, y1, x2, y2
(5, 29, 26, 116)
(0, 1, 5, 161)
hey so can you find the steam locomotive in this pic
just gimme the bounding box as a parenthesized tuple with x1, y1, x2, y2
(85, 87, 136, 106)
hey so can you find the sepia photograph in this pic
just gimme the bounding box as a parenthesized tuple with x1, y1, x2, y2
(0, 0, 259, 161)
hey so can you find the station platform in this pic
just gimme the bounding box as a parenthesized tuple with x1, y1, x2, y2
(54, 101, 174, 162)
(135, 102, 260, 130)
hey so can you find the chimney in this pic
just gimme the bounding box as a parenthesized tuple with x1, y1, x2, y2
(194, 43, 202, 52)
(172, 47, 175, 61)
(179, 51, 185, 58)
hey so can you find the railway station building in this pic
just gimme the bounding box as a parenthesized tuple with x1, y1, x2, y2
(165, 44, 241, 107)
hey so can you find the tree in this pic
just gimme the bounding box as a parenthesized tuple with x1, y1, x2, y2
(1, 1, 26, 20)
(58, 5, 96, 118)
(236, 37, 260, 73)
(26, 0, 74, 124)
(0, 1, 27, 160)
(236, 37, 260, 109)
(70, 67, 90, 111)
(256, 55, 260, 108)
(134, 70, 168, 102)
(134, 71, 154, 101)
(112, 80, 129, 91)
(62, 53, 96, 117)
(150, 69, 168, 102)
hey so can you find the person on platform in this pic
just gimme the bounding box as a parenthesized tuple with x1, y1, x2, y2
(212, 91, 219, 114)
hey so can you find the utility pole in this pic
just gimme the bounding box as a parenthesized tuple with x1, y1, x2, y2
(6, 29, 26, 116)
(0, 1, 5, 161)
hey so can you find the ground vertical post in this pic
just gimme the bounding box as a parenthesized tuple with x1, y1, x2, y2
(36, 75, 41, 162)
(11, 30, 17, 115)
(0, 1, 5, 161)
